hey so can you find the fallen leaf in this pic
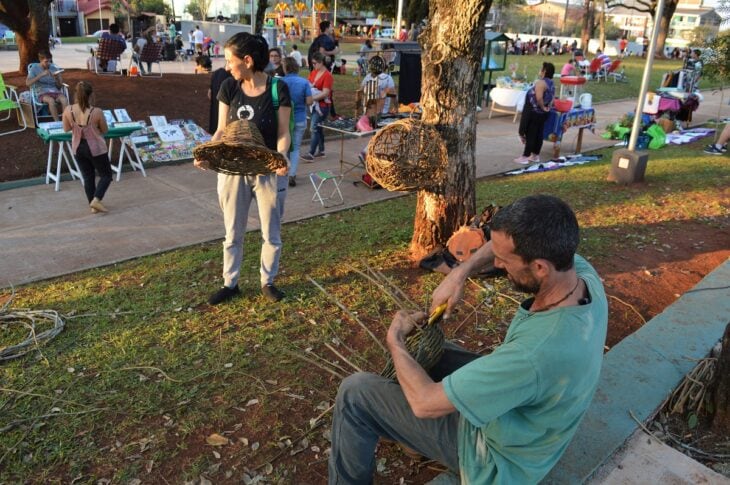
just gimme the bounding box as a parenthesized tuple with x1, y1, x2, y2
(224, 362, 233, 368)
(264, 463, 273, 474)
(206, 433, 229, 446)
(128, 480, 141, 485)
(213, 450, 220, 459)
(246, 399, 259, 407)
(239, 437, 249, 446)
(251, 441, 260, 451)
(199, 476, 212, 485)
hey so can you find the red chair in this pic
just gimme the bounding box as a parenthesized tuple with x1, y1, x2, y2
(606, 59, 625, 82)
(93, 38, 126, 76)
(587, 58, 606, 82)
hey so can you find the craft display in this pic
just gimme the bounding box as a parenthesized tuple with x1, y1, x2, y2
(129, 119, 211, 163)
(365, 118, 447, 192)
(193, 120, 287, 175)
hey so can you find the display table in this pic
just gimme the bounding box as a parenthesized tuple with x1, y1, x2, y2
(37, 125, 145, 191)
(543, 107, 596, 158)
(488, 88, 527, 123)
(130, 122, 211, 164)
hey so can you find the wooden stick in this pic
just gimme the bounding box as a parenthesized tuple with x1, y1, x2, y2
(324, 343, 363, 373)
(307, 276, 388, 355)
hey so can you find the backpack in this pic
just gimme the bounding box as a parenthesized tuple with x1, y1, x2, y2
(271, 77, 295, 154)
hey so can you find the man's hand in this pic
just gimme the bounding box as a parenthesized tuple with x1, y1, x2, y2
(386, 310, 427, 350)
(430, 266, 467, 318)
(275, 154, 290, 177)
(193, 158, 209, 170)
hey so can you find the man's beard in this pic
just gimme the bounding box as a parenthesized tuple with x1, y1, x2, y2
(508, 272, 540, 295)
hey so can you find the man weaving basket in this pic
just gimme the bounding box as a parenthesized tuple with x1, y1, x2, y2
(328, 195, 608, 484)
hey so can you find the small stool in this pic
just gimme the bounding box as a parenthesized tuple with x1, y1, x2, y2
(310, 170, 344, 207)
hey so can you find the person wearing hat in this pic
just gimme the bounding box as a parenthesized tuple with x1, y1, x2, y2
(194, 32, 292, 305)
(359, 56, 396, 115)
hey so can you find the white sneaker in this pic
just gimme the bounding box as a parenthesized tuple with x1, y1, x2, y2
(528, 155, 540, 163)
(513, 156, 531, 164)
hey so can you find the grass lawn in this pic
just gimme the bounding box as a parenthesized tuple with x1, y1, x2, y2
(0, 138, 728, 482)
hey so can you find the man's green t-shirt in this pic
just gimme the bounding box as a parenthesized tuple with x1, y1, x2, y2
(442, 255, 608, 484)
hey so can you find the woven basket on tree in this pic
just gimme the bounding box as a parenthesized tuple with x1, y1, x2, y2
(193, 120, 288, 176)
(365, 118, 447, 192)
(381, 304, 447, 380)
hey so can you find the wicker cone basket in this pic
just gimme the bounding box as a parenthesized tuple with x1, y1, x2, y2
(193, 120, 288, 176)
(365, 118, 447, 192)
(380, 304, 448, 381)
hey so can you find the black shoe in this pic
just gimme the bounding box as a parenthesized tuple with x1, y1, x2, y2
(208, 285, 241, 305)
(314, 151, 326, 158)
(300, 153, 315, 161)
(288, 176, 296, 187)
(261, 284, 285, 302)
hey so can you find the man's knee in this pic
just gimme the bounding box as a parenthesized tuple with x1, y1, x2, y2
(337, 372, 379, 404)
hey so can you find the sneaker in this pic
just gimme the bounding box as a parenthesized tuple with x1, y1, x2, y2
(288, 176, 296, 187)
(513, 156, 531, 164)
(261, 284, 285, 302)
(314, 151, 326, 158)
(208, 285, 241, 305)
(528, 154, 540, 163)
(703, 144, 725, 155)
(300, 153, 315, 161)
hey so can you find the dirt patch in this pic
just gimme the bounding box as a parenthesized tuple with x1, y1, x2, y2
(0, 69, 357, 183)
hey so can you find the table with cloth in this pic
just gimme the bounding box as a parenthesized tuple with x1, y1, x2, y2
(543, 107, 596, 158)
(488, 87, 527, 123)
(37, 124, 145, 191)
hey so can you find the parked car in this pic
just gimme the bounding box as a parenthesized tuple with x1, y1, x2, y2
(375, 28, 395, 39)
(86, 30, 109, 38)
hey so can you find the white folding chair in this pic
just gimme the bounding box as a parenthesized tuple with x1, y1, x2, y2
(310, 170, 344, 207)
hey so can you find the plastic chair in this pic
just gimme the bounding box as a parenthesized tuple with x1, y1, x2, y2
(131, 42, 164, 77)
(0, 73, 26, 136)
(93, 38, 126, 75)
(310, 170, 344, 207)
(27, 63, 69, 125)
(588, 58, 606, 82)
(606, 60, 625, 83)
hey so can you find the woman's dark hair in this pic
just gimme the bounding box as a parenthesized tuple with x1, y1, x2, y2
(491, 194, 579, 271)
(75, 81, 94, 113)
(196, 55, 212, 69)
(269, 47, 282, 57)
(311, 51, 325, 65)
(282, 57, 299, 74)
(109, 23, 120, 34)
(224, 32, 269, 72)
(319, 20, 331, 32)
(542, 62, 555, 79)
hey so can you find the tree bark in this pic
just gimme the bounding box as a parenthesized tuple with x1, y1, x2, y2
(580, 0, 593, 51)
(0, 0, 52, 74)
(653, 1, 677, 58)
(711, 323, 730, 433)
(409, 0, 489, 260)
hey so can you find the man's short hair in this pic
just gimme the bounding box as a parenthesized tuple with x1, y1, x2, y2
(491, 195, 579, 271)
(319, 20, 331, 33)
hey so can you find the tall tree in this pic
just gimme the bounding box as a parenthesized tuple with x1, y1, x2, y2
(580, 0, 594, 50)
(410, 0, 490, 258)
(0, 0, 52, 74)
(188, 0, 213, 20)
(605, 0, 680, 57)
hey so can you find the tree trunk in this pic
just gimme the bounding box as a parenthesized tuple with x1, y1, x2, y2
(409, 0, 489, 260)
(653, 1, 677, 58)
(255, 0, 269, 34)
(580, 0, 593, 51)
(598, 0, 606, 51)
(0, 0, 52, 75)
(711, 323, 730, 433)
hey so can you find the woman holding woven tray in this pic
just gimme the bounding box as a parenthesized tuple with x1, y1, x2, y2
(194, 32, 292, 305)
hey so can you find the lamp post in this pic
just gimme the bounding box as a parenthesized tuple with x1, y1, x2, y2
(608, 0, 665, 183)
(396, 0, 404, 41)
(98, 0, 103, 32)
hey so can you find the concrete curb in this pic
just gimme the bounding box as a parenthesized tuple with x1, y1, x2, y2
(545, 258, 730, 483)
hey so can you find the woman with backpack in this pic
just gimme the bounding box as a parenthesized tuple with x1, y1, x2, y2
(61, 81, 112, 214)
(193, 32, 292, 306)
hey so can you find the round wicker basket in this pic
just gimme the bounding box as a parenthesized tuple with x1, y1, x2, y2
(365, 118, 447, 192)
(381, 323, 445, 380)
(193, 120, 288, 176)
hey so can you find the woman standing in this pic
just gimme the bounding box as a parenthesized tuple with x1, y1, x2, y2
(281, 57, 313, 187)
(301, 52, 333, 161)
(62, 81, 112, 213)
(515, 62, 555, 165)
(194, 33, 291, 306)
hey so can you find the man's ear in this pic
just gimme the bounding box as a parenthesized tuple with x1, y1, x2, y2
(530, 258, 553, 279)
